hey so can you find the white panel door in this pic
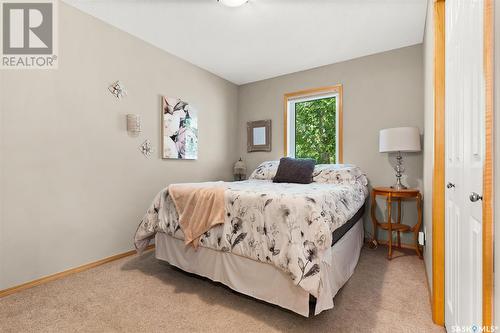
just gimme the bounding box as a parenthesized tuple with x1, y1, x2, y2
(445, 0, 485, 329)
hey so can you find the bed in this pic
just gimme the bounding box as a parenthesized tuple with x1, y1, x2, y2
(134, 161, 368, 317)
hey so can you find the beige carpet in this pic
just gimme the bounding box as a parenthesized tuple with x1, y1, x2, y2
(0, 246, 443, 333)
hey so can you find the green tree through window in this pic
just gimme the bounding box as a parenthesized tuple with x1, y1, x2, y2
(294, 96, 336, 164)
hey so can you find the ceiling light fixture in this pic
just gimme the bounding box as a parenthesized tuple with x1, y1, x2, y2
(218, 0, 248, 7)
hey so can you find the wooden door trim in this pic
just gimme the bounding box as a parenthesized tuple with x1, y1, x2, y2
(283, 85, 343, 163)
(482, 0, 494, 327)
(432, 0, 445, 326)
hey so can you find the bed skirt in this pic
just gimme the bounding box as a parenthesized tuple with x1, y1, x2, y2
(155, 217, 364, 317)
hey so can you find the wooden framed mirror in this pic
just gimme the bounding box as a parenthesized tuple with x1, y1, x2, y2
(247, 120, 272, 152)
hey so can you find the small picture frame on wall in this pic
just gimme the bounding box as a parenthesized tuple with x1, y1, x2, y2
(247, 120, 272, 152)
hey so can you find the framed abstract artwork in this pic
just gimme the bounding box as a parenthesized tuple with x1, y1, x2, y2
(162, 97, 198, 159)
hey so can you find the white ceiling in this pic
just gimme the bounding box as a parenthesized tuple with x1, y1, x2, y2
(63, 0, 427, 85)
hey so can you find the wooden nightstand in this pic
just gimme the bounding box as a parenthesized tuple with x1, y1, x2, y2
(370, 186, 422, 260)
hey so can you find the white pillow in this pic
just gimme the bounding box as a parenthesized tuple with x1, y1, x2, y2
(248, 161, 279, 180)
(312, 164, 368, 186)
(249, 161, 367, 186)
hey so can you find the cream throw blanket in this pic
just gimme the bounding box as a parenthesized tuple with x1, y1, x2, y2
(168, 182, 226, 248)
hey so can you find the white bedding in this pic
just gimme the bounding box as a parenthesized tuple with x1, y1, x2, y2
(134, 165, 368, 297)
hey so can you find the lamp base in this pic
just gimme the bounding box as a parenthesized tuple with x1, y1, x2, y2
(391, 151, 407, 190)
(390, 183, 408, 190)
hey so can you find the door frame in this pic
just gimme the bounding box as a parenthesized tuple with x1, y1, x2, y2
(431, 0, 494, 326)
(432, 0, 445, 325)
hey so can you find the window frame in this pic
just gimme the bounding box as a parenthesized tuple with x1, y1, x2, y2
(283, 85, 343, 163)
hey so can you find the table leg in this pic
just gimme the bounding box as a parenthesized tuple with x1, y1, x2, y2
(415, 193, 423, 259)
(387, 195, 393, 260)
(397, 199, 401, 248)
(370, 190, 378, 244)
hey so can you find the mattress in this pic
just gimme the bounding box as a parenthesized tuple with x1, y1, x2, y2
(332, 204, 365, 246)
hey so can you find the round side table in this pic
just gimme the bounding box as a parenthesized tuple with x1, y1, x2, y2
(370, 186, 423, 260)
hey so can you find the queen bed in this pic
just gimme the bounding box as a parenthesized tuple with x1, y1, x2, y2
(134, 161, 368, 317)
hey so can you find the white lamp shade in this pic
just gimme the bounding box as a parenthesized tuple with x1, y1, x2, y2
(379, 127, 421, 153)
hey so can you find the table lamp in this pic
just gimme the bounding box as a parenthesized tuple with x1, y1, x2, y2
(233, 158, 247, 181)
(379, 127, 421, 190)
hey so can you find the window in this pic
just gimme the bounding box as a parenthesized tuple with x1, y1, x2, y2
(284, 85, 343, 164)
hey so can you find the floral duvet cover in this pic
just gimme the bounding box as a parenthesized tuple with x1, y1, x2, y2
(134, 165, 368, 297)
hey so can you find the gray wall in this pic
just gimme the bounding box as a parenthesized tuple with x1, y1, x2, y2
(238, 44, 424, 243)
(0, 3, 239, 289)
(422, 0, 434, 290)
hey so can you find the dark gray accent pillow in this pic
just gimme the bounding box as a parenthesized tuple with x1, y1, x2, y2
(273, 157, 316, 184)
